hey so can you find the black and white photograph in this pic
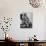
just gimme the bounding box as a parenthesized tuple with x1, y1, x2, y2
(20, 12, 33, 28)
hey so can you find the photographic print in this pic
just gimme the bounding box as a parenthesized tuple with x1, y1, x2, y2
(20, 12, 33, 28)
